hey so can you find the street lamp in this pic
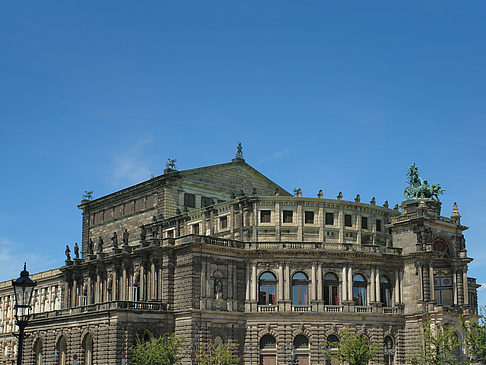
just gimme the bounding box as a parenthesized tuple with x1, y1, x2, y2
(12, 263, 36, 365)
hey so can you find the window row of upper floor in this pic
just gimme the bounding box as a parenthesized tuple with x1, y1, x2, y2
(259, 210, 384, 231)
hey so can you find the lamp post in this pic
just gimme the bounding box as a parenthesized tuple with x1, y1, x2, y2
(12, 263, 36, 365)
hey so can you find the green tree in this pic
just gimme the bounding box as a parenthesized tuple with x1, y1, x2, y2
(132, 333, 185, 365)
(195, 341, 240, 365)
(462, 307, 486, 364)
(409, 320, 462, 365)
(324, 327, 377, 365)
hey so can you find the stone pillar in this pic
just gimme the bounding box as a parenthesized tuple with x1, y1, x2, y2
(251, 263, 257, 301)
(311, 263, 316, 301)
(422, 264, 429, 301)
(356, 210, 362, 245)
(347, 267, 352, 302)
(370, 268, 376, 303)
(278, 264, 284, 301)
(87, 276, 92, 304)
(72, 277, 77, 307)
(394, 269, 400, 304)
(463, 269, 469, 305)
(122, 266, 127, 301)
(342, 266, 347, 301)
(275, 202, 281, 241)
(429, 265, 434, 302)
(375, 267, 381, 304)
(318, 206, 324, 242)
(113, 270, 118, 301)
(297, 202, 303, 241)
(317, 263, 323, 301)
(151, 260, 156, 299)
(230, 205, 235, 240)
(338, 208, 344, 243)
(158, 262, 163, 300)
(285, 263, 290, 301)
(245, 263, 250, 302)
(140, 265, 145, 301)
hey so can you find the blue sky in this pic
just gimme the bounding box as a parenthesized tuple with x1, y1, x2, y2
(0, 1, 485, 306)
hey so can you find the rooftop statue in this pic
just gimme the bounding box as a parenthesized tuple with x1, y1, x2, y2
(235, 142, 244, 159)
(166, 158, 177, 170)
(82, 191, 93, 200)
(404, 163, 444, 200)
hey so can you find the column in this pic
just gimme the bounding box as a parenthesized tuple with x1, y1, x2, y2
(463, 269, 469, 305)
(140, 265, 145, 301)
(370, 268, 375, 303)
(318, 206, 324, 242)
(375, 267, 380, 304)
(275, 202, 281, 241)
(394, 269, 400, 304)
(251, 263, 257, 301)
(297, 202, 303, 241)
(158, 262, 163, 300)
(347, 267, 352, 302)
(317, 263, 323, 301)
(96, 272, 101, 303)
(87, 276, 92, 304)
(429, 265, 434, 301)
(72, 277, 77, 307)
(342, 266, 347, 301)
(245, 263, 250, 301)
(122, 265, 127, 301)
(418, 264, 424, 301)
(151, 260, 156, 299)
(113, 270, 118, 301)
(284, 263, 290, 301)
(311, 263, 316, 301)
(338, 209, 344, 243)
(278, 264, 284, 301)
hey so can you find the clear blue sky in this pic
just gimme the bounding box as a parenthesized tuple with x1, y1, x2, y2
(1, 1, 485, 306)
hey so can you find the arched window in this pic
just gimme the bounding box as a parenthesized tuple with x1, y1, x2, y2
(292, 272, 309, 306)
(434, 269, 453, 306)
(34, 338, 42, 365)
(259, 334, 276, 349)
(293, 335, 308, 349)
(324, 273, 339, 305)
(352, 274, 367, 306)
(83, 334, 94, 365)
(56, 336, 67, 365)
(380, 276, 393, 307)
(433, 238, 451, 257)
(384, 336, 395, 365)
(259, 272, 277, 305)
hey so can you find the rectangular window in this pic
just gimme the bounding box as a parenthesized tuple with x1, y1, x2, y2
(283, 210, 293, 223)
(304, 211, 314, 224)
(361, 216, 368, 230)
(376, 219, 382, 232)
(344, 214, 352, 227)
(166, 230, 174, 238)
(192, 224, 199, 235)
(220, 216, 228, 229)
(201, 196, 213, 208)
(260, 210, 271, 223)
(325, 213, 334, 225)
(184, 193, 196, 208)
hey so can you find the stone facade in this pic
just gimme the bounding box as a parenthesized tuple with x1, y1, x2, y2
(0, 155, 479, 365)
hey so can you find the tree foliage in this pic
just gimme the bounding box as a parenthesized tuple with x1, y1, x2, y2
(462, 307, 486, 364)
(195, 341, 240, 365)
(132, 333, 185, 365)
(324, 327, 377, 365)
(409, 320, 462, 365)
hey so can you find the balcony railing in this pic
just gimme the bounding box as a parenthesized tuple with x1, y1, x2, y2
(292, 305, 311, 312)
(354, 306, 373, 313)
(31, 300, 167, 320)
(258, 305, 279, 312)
(324, 305, 343, 312)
